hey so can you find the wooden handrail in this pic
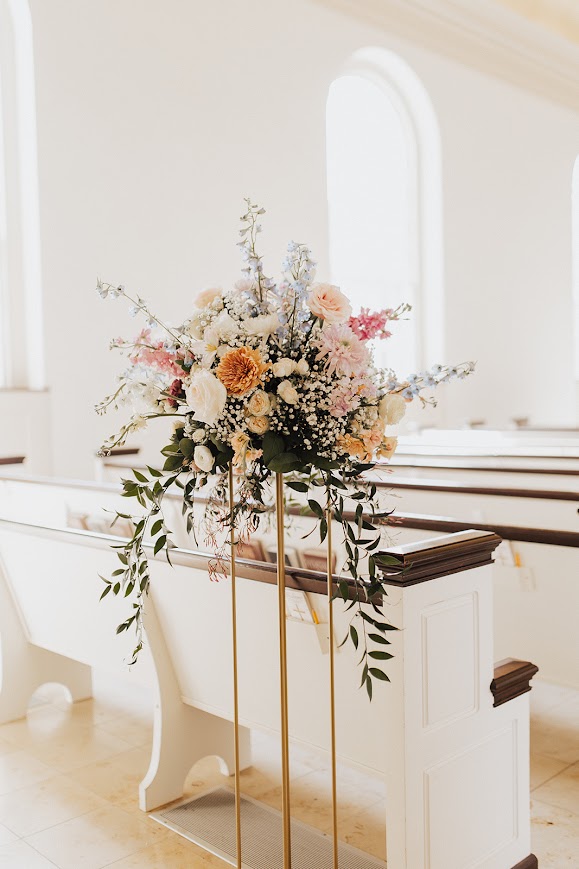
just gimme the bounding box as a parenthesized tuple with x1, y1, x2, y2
(389, 457, 579, 476)
(3, 472, 579, 548)
(371, 474, 579, 502)
(0, 456, 25, 466)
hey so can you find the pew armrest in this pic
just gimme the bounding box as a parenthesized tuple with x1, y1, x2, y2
(491, 658, 539, 707)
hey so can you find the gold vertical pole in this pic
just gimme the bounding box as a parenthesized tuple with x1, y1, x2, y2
(327, 492, 339, 869)
(229, 464, 242, 869)
(275, 472, 292, 868)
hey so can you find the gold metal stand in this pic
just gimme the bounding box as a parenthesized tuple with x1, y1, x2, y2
(228, 465, 242, 869)
(276, 472, 292, 868)
(326, 492, 339, 869)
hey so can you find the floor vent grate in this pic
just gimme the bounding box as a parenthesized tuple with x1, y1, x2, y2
(152, 787, 387, 869)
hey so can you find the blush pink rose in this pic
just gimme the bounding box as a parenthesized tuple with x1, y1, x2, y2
(307, 283, 352, 324)
(194, 287, 222, 309)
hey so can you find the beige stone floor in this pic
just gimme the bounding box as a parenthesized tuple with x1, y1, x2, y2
(0, 674, 577, 868)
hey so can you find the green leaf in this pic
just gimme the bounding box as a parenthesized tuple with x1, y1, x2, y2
(369, 650, 394, 660)
(163, 455, 184, 472)
(262, 431, 285, 464)
(179, 438, 195, 458)
(350, 624, 358, 650)
(267, 452, 302, 473)
(151, 519, 164, 536)
(154, 535, 167, 555)
(133, 470, 148, 483)
(366, 675, 373, 701)
(286, 481, 308, 493)
(369, 667, 390, 681)
(100, 584, 111, 600)
(308, 499, 324, 519)
(368, 632, 391, 645)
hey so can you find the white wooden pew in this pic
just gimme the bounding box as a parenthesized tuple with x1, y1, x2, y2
(1, 472, 577, 689)
(0, 517, 537, 868)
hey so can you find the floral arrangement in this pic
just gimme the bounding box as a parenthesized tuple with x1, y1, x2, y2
(97, 201, 473, 694)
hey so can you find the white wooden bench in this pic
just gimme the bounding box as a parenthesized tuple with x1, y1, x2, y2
(0, 516, 537, 868)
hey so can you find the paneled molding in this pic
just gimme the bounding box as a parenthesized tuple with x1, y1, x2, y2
(313, 0, 579, 112)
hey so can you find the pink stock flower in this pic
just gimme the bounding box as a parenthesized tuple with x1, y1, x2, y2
(348, 308, 394, 342)
(130, 341, 184, 379)
(315, 324, 370, 378)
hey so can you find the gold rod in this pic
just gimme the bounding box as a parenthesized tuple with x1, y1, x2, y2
(229, 464, 242, 869)
(327, 493, 339, 869)
(276, 472, 292, 868)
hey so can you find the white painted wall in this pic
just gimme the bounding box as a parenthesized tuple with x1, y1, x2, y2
(17, 0, 579, 476)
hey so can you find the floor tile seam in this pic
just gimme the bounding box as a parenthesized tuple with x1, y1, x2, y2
(6, 798, 111, 841)
(530, 759, 577, 794)
(16, 836, 61, 867)
(531, 796, 579, 819)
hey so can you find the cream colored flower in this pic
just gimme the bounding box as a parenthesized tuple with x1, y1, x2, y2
(247, 389, 271, 416)
(194, 287, 222, 309)
(231, 431, 250, 466)
(185, 369, 227, 426)
(272, 358, 296, 378)
(243, 313, 280, 337)
(295, 358, 309, 375)
(192, 428, 206, 443)
(204, 310, 239, 346)
(193, 445, 214, 472)
(307, 283, 352, 324)
(378, 436, 398, 461)
(379, 393, 407, 425)
(247, 415, 270, 435)
(278, 380, 299, 405)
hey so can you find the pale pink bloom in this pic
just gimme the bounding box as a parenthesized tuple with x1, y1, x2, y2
(130, 341, 184, 379)
(349, 308, 394, 342)
(307, 283, 352, 324)
(328, 380, 361, 417)
(194, 287, 222, 308)
(315, 324, 370, 377)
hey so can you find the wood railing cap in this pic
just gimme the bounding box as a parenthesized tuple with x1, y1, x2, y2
(377, 530, 502, 586)
(491, 658, 539, 707)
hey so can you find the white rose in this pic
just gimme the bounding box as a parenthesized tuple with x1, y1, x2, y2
(194, 444, 215, 472)
(295, 358, 309, 375)
(278, 380, 299, 405)
(247, 415, 270, 434)
(185, 369, 227, 426)
(307, 283, 352, 324)
(273, 358, 296, 378)
(247, 389, 271, 416)
(194, 287, 222, 309)
(192, 428, 206, 442)
(379, 393, 407, 425)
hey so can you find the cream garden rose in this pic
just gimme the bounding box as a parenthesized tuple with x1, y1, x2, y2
(247, 389, 271, 416)
(247, 415, 270, 434)
(185, 369, 227, 426)
(277, 380, 299, 404)
(379, 393, 407, 425)
(307, 282, 352, 324)
(272, 357, 296, 378)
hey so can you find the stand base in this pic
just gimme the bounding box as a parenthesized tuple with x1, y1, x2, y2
(151, 787, 386, 869)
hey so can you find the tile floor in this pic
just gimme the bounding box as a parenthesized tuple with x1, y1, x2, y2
(0, 674, 577, 868)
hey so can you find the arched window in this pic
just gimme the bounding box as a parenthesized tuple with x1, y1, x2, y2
(0, 0, 44, 389)
(326, 48, 442, 377)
